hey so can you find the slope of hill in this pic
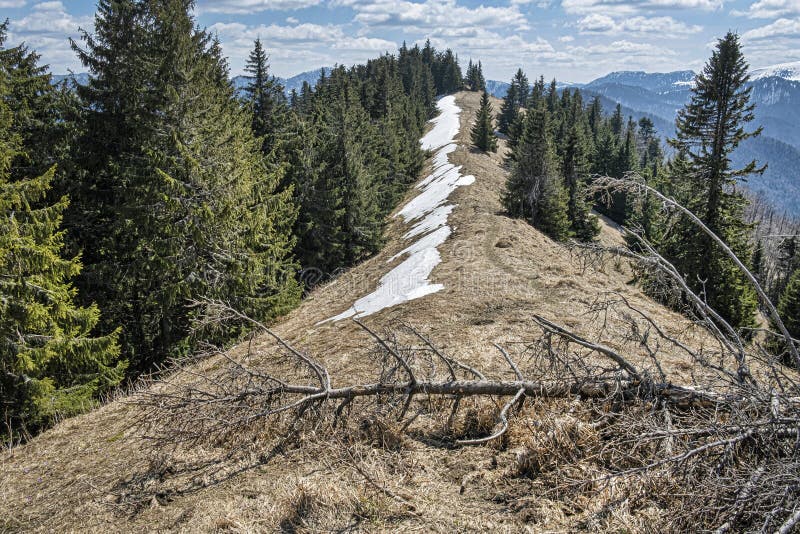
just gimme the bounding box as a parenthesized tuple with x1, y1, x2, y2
(0, 92, 722, 532)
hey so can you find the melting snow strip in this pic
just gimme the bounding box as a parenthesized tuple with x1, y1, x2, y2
(321, 95, 475, 323)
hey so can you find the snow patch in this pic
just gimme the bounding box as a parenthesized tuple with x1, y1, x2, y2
(750, 61, 800, 82)
(321, 95, 473, 322)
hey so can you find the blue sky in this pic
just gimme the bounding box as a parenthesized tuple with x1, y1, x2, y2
(2, 0, 798, 82)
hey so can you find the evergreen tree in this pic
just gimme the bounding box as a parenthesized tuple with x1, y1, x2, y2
(290, 68, 386, 275)
(751, 239, 764, 284)
(513, 68, 530, 108)
(562, 123, 600, 241)
(243, 38, 288, 156)
(0, 21, 73, 181)
(68, 0, 300, 373)
(498, 68, 531, 135)
(610, 103, 623, 137)
(530, 75, 545, 109)
(464, 59, 485, 91)
(0, 72, 123, 439)
(770, 237, 800, 303)
(614, 118, 638, 177)
(426, 47, 462, 94)
(471, 91, 497, 152)
(664, 32, 760, 329)
(498, 83, 519, 135)
(503, 106, 569, 240)
(587, 96, 602, 139)
(546, 79, 558, 113)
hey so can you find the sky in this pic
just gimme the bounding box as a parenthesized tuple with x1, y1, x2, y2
(2, 0, 799, 83)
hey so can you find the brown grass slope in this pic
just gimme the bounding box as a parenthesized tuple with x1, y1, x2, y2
(1, 91, 713, 532)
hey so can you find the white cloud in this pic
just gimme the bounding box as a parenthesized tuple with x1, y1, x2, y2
(732, 0, 800, 18)
(562, 0, 722, 15)
(209, 21, 396, 75)
(559, 35, 576, 41)
(33, 0, 62, 10)
(199, 0, 321, 14)
(569, 39, 675, 56)
(577, 13, 702, 35)
(338, 0, 529, 31)
(742, 17, 800, 38)
(0, 0, 26, 7)
(6, 0, 91, 72)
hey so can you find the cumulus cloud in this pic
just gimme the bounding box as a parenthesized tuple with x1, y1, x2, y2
(732, 0, 800, 18)
(569, 39, 675, 56)
(0, 0, 26, 7)
(576, 14, 702, 35)
(338, 0, 529, 31)
(742, 17, 800, 39)
(209, 21, 396, 75)
(199, 0, 321, 14)
(562, 0, 722, 15)
(6, 1, 91, 72)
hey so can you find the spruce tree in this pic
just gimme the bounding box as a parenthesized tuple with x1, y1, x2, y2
(471, 91, 497, 152)
(503, 106, 569, 240)
(664, 32, 760, 329)
(243, 38, 288, 156)
(610, 103, 623, 137)
(69, 0, 300, 373)
(290, 68, 385, 275)
(563, 123, 600, 241)
(614, 119, 638, 177)
(0, 74, 123, 439)
(465, 60, 477, 91)
(498, 83, 519, 135)
(513, 68, 530, 108)
(0, 21, 72, 181)
(587, 96, 602, 139)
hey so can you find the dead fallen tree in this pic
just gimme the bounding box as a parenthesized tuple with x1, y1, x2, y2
(133, 295, 800, 531)
(133, 180, 800, 531)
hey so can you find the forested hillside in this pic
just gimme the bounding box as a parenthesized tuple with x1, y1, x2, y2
(0, 2, 464, 442)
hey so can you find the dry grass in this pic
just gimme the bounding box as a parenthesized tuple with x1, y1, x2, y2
(0, 91, 737, 532)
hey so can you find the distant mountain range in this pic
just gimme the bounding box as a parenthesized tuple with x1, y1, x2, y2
(53, 68, 330, 97)
(231, 68, 330, 95)
(487, 61, 800, 216)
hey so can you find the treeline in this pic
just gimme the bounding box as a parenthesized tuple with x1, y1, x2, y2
(0, 1, 464, 441)
(495, 33, 799, 361)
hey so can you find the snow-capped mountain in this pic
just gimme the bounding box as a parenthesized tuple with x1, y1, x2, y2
(750, 61, 800, 82)
(585, 70, 695, 95)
